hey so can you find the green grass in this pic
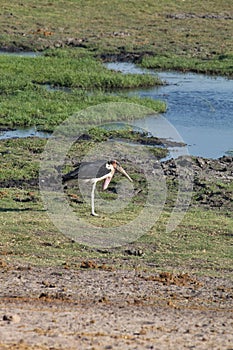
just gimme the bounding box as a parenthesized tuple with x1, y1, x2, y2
(0, 49, 165, 130)
(141, 209, 233, 275)
(140, 53, 233, 76)
(0, 49, 162, 91)
(0, 137, 232, 277)
(1, 187, 232, 277)
(0, 88, 166, 131)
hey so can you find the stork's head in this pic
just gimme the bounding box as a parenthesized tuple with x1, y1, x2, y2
(110, 160, 133, 181)
(103, 160, 133, 190)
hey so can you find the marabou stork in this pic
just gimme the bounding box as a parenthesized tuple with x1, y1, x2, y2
(62, 160, 133, 216)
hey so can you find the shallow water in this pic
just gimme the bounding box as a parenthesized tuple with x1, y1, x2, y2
(106, 62, 233, 159)
(0, 50, 41, 57)
(0, 127, 51, 140)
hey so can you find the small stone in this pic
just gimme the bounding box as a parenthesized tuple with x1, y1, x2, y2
(3, 314, 21, 323)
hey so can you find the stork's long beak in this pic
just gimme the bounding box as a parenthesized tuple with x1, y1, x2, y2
(116, 165, 133, 182)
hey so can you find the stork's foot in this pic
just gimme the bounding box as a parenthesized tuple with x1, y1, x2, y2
(91, 212, 99, 217)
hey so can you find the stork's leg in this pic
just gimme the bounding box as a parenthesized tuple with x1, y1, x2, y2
(91, 181, 98, 216)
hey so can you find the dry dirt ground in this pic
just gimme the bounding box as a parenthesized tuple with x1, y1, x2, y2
(0, 262, 233, 350)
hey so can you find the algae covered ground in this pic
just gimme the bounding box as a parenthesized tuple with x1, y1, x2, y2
(0, 1, 233, 349)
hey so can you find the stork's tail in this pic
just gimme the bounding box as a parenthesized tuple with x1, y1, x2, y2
(62, 165, 80, 183)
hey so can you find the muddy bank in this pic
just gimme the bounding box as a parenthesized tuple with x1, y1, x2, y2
(0, 155, 232, 210)
(162, 155, 233, 210)
(0, 44, 145, 62)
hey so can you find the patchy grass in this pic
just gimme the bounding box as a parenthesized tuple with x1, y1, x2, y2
(139, 208, 233, 276)
(0, 137, 232, 277)
(0, 138, 45, 183)
(1, 186, 232, 277)
(0, 0, 233, 61)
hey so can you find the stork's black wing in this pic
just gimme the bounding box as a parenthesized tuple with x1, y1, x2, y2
(62, 160, 110, 181)
(62, 163, 81, 182)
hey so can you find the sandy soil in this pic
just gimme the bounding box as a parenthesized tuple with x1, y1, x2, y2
(1, 263, 233, 350)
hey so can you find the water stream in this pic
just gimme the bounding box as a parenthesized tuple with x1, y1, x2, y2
(107, 62, 233, 159)
(0, 127, 51, 140)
